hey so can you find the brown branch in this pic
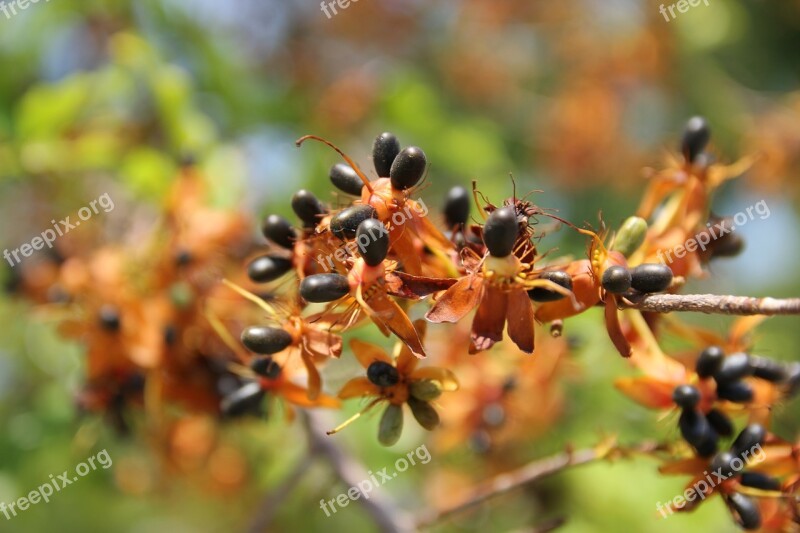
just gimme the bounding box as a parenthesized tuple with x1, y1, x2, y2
(247, 453, 311, 533)
(622, 293, 800, 316)
(416, 441, 662, 529)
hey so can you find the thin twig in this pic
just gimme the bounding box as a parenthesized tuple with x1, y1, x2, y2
(247, 453, 312, 533)
(416, 441, 662, 529)
(622, 293, 800, 316)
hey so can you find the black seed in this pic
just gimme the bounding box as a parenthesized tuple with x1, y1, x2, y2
(330, 204, 378, 240)
(714, 352, 752, 383)
(716, 381, 754, 403)
(372, 132, 401, 177)
(696, 346, 725, 378)
(444, 186, 470, 228)
(601, 265, 631, 294)
(630, 263, 673, 293)
(261, 214, 295, 249)
(250, 357, 282, 379)
(356, 219, 389, 267)
(705, 409, 734, 437)
(482, 206, 518, 257)
(241, 326, 293, 355)
(247, 255, 293, 283)
(672, 385, 701, 409)
(163, 325, 178, 346)
(678, 408, 715, 452)
(725, 492, 761, 530)
(291, 189, 326, 228)
(731, 424, 766, 459)
(528, 270, 573, 302)
(330, 163, 366, 196)
(681, 116, 711, 164)
(748, 356, 789, 383)
(695, 432, 719, 457)
(98, 305, 121, 331)
(366, 360, 400, 388)
(739, 472, 781, 492)
(299, 273, 350, 303)
(220, 381, 265, 418)
(710, 451, 736, 478)
(389, 146, 427, 190)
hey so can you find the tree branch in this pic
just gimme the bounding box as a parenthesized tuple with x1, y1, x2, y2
(622, 293, 800, 316)
(247, 453, 311, 533)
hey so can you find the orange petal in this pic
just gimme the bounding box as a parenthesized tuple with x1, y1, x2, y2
(470, 287, 507, 353)
(397, 319, 426, 374)
(278, 382, 340, 408)
(605, 296, 632, 358)
(506, 287, 534, 354)
(360, 288, 426, 358)
(426, 275, 483, 323)
(301, 351, 322, 400)
(338, 377, 381, 399)
(410, 367, 459, 392)
(614, 376, 676, 409)
(350, 339, 392, 368)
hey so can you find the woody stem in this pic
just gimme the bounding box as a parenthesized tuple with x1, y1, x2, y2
(622, 293, 800, 316)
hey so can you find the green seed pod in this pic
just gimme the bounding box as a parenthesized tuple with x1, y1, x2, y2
(378, 404, 404, 446)
(408, 397, 440, 430)
(612, 216, 648, 258)
(409, 379, 442, 401)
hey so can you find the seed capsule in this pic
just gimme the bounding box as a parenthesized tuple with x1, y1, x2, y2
(731, 424, 766, 459)
(528, 270, 573, 302)
(262, 214, 295, 249)
(714, 352, 752, 383)
(250, 357, 282, 379)
(408, 397, 440, 430)
(748, 355, 788, 383)
(696, 346, 725, 378)
(98, 305, 121, 332)
(678, 409, 715, 453)
(601, 265, 631, 294)
(444, 186, 471, 228)
(366, 361, 400, 388)
(681, 116, 711, 164)
(710, 452, 736, 478)
(330, 204, 378, 240)
(716, 381, 754, 403)
(356, 219, 390, 267)
(372, 132, 401, 177)
(725, 492, 761, 530)
(389, 146, 427, 190)
(672, 385, 700, 409)
(739, 472, 781, 491)
(221, 381, 265, 418)
(247, 255, 293, 283)
(378, 404, 403, 446)
(630, 263, 673, 293)
(482, 206, 518, 257)
(612, 216, 648, 258)
(705, 408, 734, 437)
(291, 189, 326, 228)
(241, 326, 293, 355)
(299, 273, 350, 303)
(330, 163, 366, 196)
(409, 380, 442, 401)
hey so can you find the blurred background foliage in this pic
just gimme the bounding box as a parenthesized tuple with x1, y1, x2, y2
(0, 1, 799, 531)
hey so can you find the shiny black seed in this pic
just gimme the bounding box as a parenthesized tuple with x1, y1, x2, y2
(330, 204, 378, 240)
(731, 424, 766, 459)
(291, 189, 326, 228)
(331, 164, 367, 197)
(739, 472, 781, 492)
(681, 116, 711, 164)
(241, 326, 293, 355)
(372, 132, 401, 177)
(705, 409, 734, 437)
(528, 270, 573, 302)
(725, 492, 761, 530)
(601, 265, 631, 294)
(672, 385, 701, 409)
(714, 352, 752, 383)
(678, 409, 715, 452)
(247, 255, 293, 283)
(748, 356, 789, 383)
(444, 186, 470, 228)
(629, 263, 673, 293)
(696, 346, 725, 378)
(250, 357, 282, 379)
(261, 214, 295, 249)
(716, 381, 754, 403)
(710, 452, 736, 479)
(695, 432, 719, 457)
(299, 273, 350, 303)
(356, 219, 389, 267)
(367, 360, 399, 388)
(98, 305, 121, 331)
(220, 381, 265, 418)
(482, 206, 518, 258)
(389, 146, 427, 190)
